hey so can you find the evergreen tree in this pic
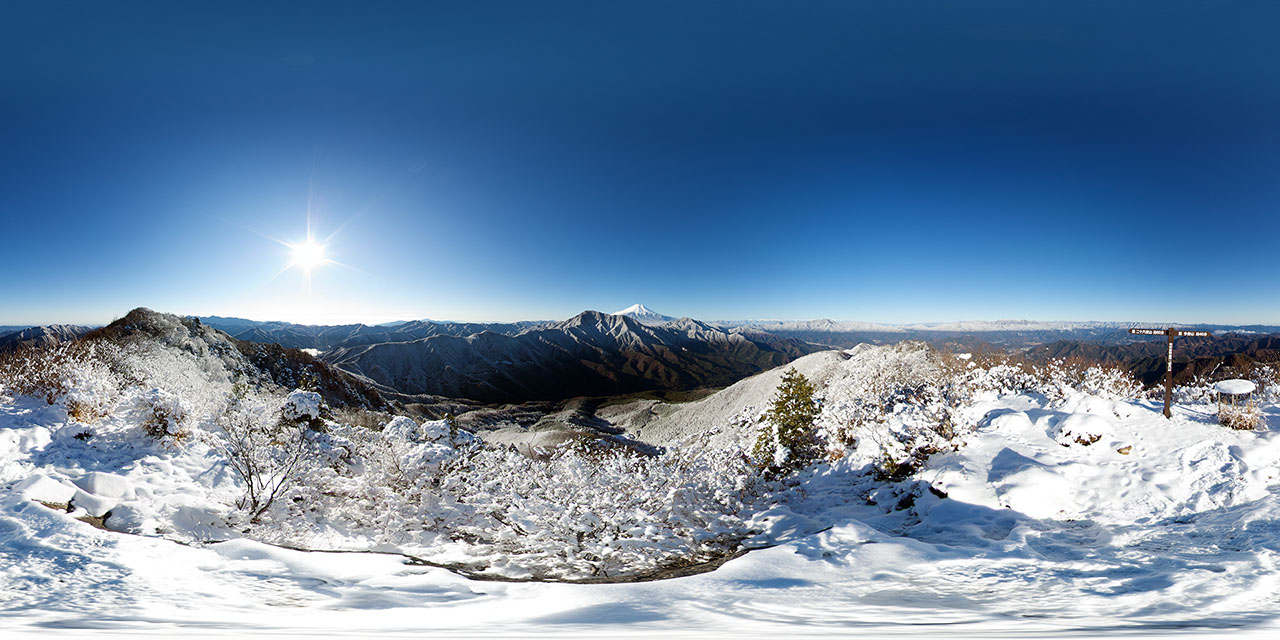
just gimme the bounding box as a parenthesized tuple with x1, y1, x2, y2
(753, 367, 822, 475)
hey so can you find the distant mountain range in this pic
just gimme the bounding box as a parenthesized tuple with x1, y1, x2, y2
(7, 306, 1279, 410)
(199, 316, 545, 351)
(717, 319, 1280, 350)
(194, 305, 1280, 371)
(1024, 333, 1280, 387)
(323, 310, 820, 403)
(0, 324, 95, 352)
(198, 307, 1280, 353)
(200, 303, 682, 349)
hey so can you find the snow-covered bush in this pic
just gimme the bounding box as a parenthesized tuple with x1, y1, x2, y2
(217, 385, 310, 522)
(0, 320, 243, 434)
(249, 413, 771, 580)
(1053, 412, 1115, 446)
(378, 415, 457, 477)
(1255, 365, 1279, 402)
(425, 444, 766, 579)
(282, 390, 324, 429)
(1039, 358, 1139, 401)
(816, 344, 968, 477)
(0, 341, 122, 416)
(102, 339, 234, 426)
(813, 345, 1143, 480)
(138, 387, 189, 443)
(381, 415, 420, 441)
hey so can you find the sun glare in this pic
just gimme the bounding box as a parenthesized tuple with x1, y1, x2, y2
(289, 237, 328, 272)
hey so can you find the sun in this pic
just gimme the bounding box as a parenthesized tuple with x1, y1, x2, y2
(288, 237, 328, 272)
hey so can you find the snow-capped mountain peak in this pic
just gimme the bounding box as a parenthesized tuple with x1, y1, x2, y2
(611, 303, 676, 326)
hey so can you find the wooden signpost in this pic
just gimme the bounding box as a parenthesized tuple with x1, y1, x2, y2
(1129, 327, 1212, 418)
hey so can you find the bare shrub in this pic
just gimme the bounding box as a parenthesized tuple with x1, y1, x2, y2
(67, 398, 105, 423)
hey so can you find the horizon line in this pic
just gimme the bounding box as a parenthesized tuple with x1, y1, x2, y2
(4, 306, 1279, 332)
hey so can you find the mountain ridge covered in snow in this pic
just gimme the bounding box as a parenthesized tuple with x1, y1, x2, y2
(197, 309, 1280, 354)
(198, 316, 547, 351)
(0, 324, 95, 352)
(323, 309, 821, 403)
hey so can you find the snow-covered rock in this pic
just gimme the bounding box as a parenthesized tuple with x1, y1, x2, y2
(1052, 412, 1116, 447)
(15, 473, 78, 504)
(69, 488, 116, 518)
(72, 471, 133, 500)
(104, 503, 148, 533)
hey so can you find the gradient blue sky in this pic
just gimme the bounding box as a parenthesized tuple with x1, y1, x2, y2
(2, 1, 1278, 325)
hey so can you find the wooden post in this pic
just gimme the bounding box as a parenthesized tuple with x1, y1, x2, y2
(1129, 328, 1212, 419)
(1164, 331, 1174, 418)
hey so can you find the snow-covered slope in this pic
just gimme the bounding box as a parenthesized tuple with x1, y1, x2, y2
(602, 342, 938, 451)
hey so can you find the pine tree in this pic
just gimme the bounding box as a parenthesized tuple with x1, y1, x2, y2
(753, 367, 822, 475)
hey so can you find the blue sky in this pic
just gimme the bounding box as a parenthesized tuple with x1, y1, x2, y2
(2, 1, 1278, 325)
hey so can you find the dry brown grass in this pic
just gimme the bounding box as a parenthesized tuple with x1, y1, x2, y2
(331, 406, 395, 431)
(1221, 404, 1263, 431)
(67, 398, 109, 424)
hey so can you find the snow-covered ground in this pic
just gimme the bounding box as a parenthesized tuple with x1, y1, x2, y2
(3, 339, 1280, 637)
